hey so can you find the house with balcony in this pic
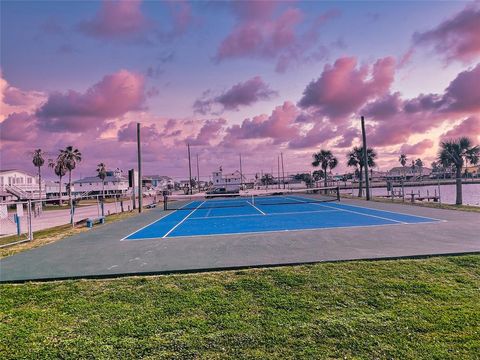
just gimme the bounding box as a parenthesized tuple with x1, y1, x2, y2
(0, 169, 45, 200)
(142, 175, 175, 190)
(212, 169, 245, 192)
(73, 170, 128, 196)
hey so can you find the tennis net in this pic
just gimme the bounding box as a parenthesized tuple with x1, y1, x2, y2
(164, 186, 340, 210)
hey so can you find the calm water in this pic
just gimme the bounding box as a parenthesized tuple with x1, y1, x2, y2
(341, 183, 480, 206)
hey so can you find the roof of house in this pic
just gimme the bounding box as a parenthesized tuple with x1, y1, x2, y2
(224, 170, 246, 179)
(388, 166, 432, 173)
(143, 175, 173, 181)
(74, 174, 127, 184)
(0, 169, 38, 178)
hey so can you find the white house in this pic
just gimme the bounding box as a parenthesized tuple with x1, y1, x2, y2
(386, 166, 432, 181)
(45, 180, 70, 198)
(0, 169, 45, 200)
(73, 169, 129, 196)
(142, 175, 175, 190)
(212, 169, 245, 191)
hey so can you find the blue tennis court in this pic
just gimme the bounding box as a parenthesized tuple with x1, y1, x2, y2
(122, 193, 441, 240)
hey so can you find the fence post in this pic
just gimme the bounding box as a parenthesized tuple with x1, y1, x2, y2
(70, 198, 75, 227)
(28, 200, 33, 241)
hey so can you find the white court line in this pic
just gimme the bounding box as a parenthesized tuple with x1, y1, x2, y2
(162, 201, 206, 238)
(158, 220, 442, 240)
(120, 201, 194, 241)
(247, 200, 266, 215)
(288, 194, 444, 222)
(189, 209, 340, 220)
(332, 200, 445, 221)
(284, 196, 407, 224)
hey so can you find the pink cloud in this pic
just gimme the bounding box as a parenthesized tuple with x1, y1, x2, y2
(216, 3, 339, 72)
(442, 63, 480, 113)
(36, 70, 146, 132)
(231, 1, 277, 21)
(399, 139, 434, 155)
(0, 73, 46, 120)
(78, 0, 150, 41)
(0, 112, 37, 142)
(363, 94, 445, 147)
(185, 118, 227, 146)
(413, 3, 480, 63)
(298, 56, 395, 118)
(363, 92, 403, 118)
(217, 8, 302, 60)
(194, 76, 277, 114)
(441, 116, 480, 142)
(225, 101, 300, 144)
(165, 0, 194, 39)
(288, 121, 337, 149)
(117, 122, 161, 143)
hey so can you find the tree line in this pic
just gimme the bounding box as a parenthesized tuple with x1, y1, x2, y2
(31, 146, 108, 205)
(303, 137, 478, 205)
(30, 137, 478, 206)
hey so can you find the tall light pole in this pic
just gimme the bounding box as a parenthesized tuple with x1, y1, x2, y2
(277, 155, 280, 189)
(281, 152, 285, 189)
(187, 143, 193, 195)
(137, 122, 143, 212)
(361, 116, 370, 200)
(239, 154, 243, 190)
(196, 153, 200, 191)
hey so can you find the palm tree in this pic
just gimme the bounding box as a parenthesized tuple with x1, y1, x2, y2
(261, 174, 274, 187)
(415, 158, 424, 180)
(312, 150, 338, 189)
(399, 154, 407, 180)
(96, 163, 107, 199)
(59, 146, 82, 202)
(438, 137, 479, 205)
(347, 146, 377, 197)
(48, 155, 67, 205)
(32, 149, 45, 200)
(312, 170, 324, 186)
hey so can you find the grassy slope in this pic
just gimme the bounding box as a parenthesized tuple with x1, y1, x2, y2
(1, 255, 479, 359)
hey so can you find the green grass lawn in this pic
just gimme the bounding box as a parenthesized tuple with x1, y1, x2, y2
(1, 255, 479, 359)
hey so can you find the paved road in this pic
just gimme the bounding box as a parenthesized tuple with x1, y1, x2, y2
(1, 199, 479, 282)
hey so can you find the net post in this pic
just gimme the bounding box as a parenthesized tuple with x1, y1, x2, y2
(163, 193, 168, 211)
(336, 186, 340, 201)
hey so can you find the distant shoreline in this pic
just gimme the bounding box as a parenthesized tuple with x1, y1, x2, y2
(338, 179, 480, 189)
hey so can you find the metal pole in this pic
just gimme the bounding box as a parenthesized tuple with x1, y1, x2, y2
(196, 153, 200, 191)
(137, 123, 143, 213)
(437, 176, 442, 206)
(187, 143, 193, 195)
(27, 200, 33, 241)
(277, 155, 280, 189)
(360, 116, 370, 200)
(239, 154, 243, 190)
(281, 152, 285, 189)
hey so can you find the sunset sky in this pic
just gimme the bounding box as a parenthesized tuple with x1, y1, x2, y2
(1, 0, 479, 180)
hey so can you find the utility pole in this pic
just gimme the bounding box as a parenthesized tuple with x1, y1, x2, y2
(281, 152, 285, 189)
(277, 155, 280, 189)
(239, 154, 243, 190)
(196, 153, 200, 191)
(137, 123, 143, 212)
(187, 143, 193, 195)
(360, 116, 370, 200)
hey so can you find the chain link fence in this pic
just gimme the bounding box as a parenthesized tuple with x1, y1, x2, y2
(0, 193, 159, 248)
